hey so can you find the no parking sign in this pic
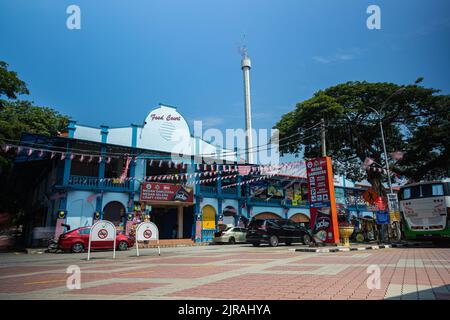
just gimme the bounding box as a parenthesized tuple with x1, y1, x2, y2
(88, 220, 116, 260)
(135, 222, 160, 257)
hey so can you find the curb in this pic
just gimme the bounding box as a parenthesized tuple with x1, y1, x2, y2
(26, 248, 47, 254)
(291, 241, 430, 253)
(291, 244, 392, 253)
(389, 242, 432, 247)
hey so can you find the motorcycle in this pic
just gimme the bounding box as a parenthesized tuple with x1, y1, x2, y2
(46, 238, 59, 253)
(45, 223, 70, 253)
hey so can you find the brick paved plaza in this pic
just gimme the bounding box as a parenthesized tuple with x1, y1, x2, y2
(0, 245, 449, 300)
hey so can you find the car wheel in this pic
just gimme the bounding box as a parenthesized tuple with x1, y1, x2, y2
(355, 233, 364, 243)
(269, 235, 279, 247)
(303, 234, 312, 246)
(252, 242, 260, 247)
(118, 241, 128, 251)
(71, 242, 84, 253)
(228, 237, 236, 245)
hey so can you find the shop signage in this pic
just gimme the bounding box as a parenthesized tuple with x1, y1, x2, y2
(140, 182, 193, 203)
(135, 221, 160, 257)
(387, 193, 399, 212)
(306, 157, 339, 244)
(88, 220, 116, 260)
(150, 113, 181, 121)
(387, 193, 400, 222)
(375, 211, 390, 225)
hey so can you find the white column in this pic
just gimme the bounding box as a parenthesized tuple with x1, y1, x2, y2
(242, 57, 254, 164)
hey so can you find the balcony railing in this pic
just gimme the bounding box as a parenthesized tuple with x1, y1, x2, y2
(222, 187, 238, 197)
(249, 197, 282, 205)
(248, 197, 309, 207)
(199, 185, 218, 195)
(67, 175, 131, 191)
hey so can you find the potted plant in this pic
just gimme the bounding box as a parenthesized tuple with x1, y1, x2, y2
(338, 221, 354, 247)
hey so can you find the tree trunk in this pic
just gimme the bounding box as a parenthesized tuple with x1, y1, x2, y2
(366, 170, 386, 197)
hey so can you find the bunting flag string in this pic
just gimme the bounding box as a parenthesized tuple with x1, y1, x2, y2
(1, 143, 306, 178)
(3, 142, 407, 183)
(221, 174, 275, 189)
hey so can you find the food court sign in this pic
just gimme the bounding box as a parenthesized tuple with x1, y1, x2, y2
(306, 157, 339, 244)
(140, 182, 194, 203)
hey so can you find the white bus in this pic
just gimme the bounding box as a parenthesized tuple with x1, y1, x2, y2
(399, 179, 450, 241)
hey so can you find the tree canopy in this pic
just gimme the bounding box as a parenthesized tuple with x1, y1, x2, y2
(0, 60, 68, 221)
(274, 80, 450, 195)
(0, 61, 29, 102)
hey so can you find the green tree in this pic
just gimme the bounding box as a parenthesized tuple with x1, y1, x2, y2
(0, 60, 68, 222)
(274, 81, 450, 196)
(0, 61, 29, 104)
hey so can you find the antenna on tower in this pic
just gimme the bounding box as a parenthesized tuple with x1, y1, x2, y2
(237, 34, 249, 58)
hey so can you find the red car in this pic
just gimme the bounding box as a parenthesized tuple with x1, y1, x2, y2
(58, 227, 134, 253)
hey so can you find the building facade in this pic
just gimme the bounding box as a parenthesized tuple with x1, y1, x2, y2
(15, 104, 377, 245)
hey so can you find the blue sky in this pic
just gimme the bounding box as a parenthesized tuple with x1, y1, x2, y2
(1, 0, 449, 146)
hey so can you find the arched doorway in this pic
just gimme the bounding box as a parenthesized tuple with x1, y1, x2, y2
(253, 212, 282, 220)
(202, 205, 216, 242)
(290, 213, 311, 229)
(290, 213, 310, 223)
(103, 201, 125, 226)
(202, 205, 216, 229)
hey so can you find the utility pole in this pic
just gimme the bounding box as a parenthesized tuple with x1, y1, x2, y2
(378, 116, 394, 194)
(321, 118, 326, 157)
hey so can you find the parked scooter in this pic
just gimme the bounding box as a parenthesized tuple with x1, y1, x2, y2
(46, 238, 59, 253)
(46, 223, 71, 253)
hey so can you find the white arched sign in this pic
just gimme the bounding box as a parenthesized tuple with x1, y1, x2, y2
(87, 220, 117, 260)
(135, 222, 160, 256)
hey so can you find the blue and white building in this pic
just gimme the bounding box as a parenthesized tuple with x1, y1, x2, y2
(17, 104, 316, 245)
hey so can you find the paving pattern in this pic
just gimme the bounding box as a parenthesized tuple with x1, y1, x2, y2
(0, 245, 449, 300)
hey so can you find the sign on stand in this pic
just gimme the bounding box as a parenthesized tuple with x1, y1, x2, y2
(306, 156, 340, 244)
(87, 220, 116, 260)
(135, 222, 160, 257)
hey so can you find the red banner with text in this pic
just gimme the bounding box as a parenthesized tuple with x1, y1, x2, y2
(140, 182, 194, 203)
(306, 157, 340, 244)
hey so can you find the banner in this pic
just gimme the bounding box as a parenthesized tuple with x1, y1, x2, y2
(267, 182, 284, 198)
(250, 181, 267, 198)
(306, 157, 339, 243)
(140, 182, 193, 203)
(285, 183, 303, 205)
(375, 210, 390, 225)
(238, 165, 251, 175)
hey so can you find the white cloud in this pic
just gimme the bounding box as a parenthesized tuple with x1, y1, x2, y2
(313, 48, 364, 64)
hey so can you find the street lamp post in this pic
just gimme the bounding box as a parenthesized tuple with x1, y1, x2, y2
(367, 87, 405, 194)
(367, 88, 406, 243)
(368, 108, 394, 194)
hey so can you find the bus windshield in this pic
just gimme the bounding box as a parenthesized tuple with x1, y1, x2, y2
(401, 183, 445, 200)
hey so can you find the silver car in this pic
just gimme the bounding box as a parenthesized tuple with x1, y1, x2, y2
(213, 226, 247, 244)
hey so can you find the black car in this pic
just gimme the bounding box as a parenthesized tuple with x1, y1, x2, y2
(246, 218, 313, 247)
